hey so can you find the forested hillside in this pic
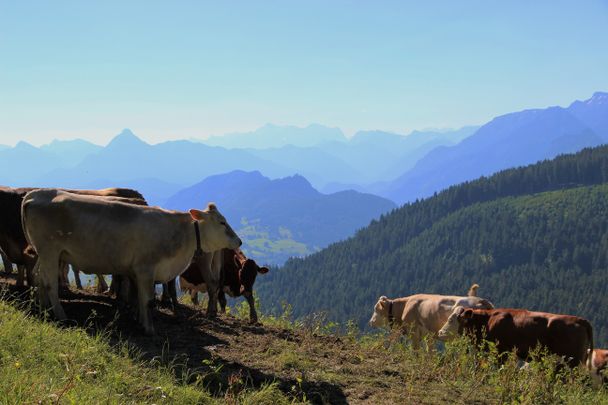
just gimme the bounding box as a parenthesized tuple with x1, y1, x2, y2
(256, 145, 608, 344)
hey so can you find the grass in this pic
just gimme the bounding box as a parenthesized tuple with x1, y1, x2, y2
(0, 297, 296, 404)
(253, 300, 608, 404)
(1, 285, 606, 404)
(0, 299, 209, 404)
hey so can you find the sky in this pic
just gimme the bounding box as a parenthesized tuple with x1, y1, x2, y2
(1, 0, 607, 146)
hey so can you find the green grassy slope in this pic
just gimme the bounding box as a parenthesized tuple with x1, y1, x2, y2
(0, 300, 291, 404)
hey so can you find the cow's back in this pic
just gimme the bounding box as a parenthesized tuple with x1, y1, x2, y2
(405, 294, 461, 332)
(23, 189, 187, 276)
(480, 309, 592, 366)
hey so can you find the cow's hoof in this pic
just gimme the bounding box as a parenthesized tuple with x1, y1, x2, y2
(142, 326, 156, 336)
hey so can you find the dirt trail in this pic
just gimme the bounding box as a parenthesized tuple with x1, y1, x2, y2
(0, 274, 420, 404)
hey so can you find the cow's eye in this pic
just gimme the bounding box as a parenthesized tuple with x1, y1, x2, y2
(220, 221, 226, 226)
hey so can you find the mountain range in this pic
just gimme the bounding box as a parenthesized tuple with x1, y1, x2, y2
(380, 92, 608, 203)
(1, 91, 606, 265)
(164, 170, 396, 264)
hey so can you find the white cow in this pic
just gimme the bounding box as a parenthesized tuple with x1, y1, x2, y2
(21, 189, 242, 335)
(369, 285, 493, 348)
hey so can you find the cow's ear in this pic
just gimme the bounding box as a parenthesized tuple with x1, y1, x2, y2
(462, 309, 474, 319)
(258, 266, 270, 274)
(189, 209, 206, 221)
(206, 202, 217, 212)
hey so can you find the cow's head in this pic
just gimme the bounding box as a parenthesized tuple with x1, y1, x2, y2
(189, 203, 242, 252)
(589, 349, 608, 387)
(369, 296, 392, 328)
(438, 306, 471, 340)
(238, 258, 269, 296)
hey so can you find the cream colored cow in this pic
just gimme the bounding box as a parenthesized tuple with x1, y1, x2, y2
(22, 189, 242, 335)
(369, 284, 493, 348)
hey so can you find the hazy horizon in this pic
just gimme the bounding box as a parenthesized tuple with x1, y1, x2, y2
(1, 1, 607, 146)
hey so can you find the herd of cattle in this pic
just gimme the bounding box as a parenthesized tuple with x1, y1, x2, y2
(368, 284, 607, 385)
(0, 186, 270, 336)
(0, 185, 606, 387)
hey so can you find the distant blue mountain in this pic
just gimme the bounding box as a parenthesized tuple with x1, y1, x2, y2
(203, 123, 347, 149)
(40, 138, 103, 166)
(164, 170, 396, 264)
(382, 92, 608, 204)
(245, 145, 363, 187)
(38, 129, 292, 202)
(0, 141, 63, 185)
(319, 127, 478, 185)
(567, 91, 608, 140)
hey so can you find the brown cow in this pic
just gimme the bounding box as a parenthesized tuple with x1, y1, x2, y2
(589, 348, 608, 386)
(179, 249, 269, 322)
(438, 307, 594, 368)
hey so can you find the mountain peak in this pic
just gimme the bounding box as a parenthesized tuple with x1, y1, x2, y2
(588, 91, 608, 104)
(14, 141, 37, 150)
(106, 129, 147, 148)
(568, 91, 608, 109)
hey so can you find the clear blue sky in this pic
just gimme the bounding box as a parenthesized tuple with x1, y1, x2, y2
(1, 1, 607, 146)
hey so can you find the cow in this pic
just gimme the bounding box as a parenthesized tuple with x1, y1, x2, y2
(63, 195, 149, 293)
(0, 187, 37, 285)
(179, 248, 269, 322)
(437, 307, 594, 368)
(589, 348, 608, 386)
(0, 186, 146, 288)
(368, 284, 494, 349)
(21, 189, 242, 335)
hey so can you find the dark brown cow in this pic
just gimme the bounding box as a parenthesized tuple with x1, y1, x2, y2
(0, 186, 145, 287)
(589, 348, 608, 385)
(180, 248, 269, 322)
(438, 307, 593, 368)
(0, 187, 37, 285)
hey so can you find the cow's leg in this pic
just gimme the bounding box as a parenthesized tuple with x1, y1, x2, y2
(166, 279, 178, 309)
(134, 271, 155, 335)
(190, 290, 199, 305)
(72, 266, 83, 289)
(37, 256, 66, 320)
(1, 251, 12, 275)
(109, 275, 118, 296)
(96, 275, 108, 293)
(198, 251, 219, 318)
(16, 265, 25, 287)
(218, 290, 227, 313)
(409, 326, 423, 350)
(207, 286, 220, 318)
(243, 292, 258, 323)
(58, 263, 70, 292)
(160, 283, 172, 306)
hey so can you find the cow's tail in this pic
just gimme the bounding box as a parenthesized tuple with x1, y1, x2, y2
(467, 283, 479, 297)
(583, 319, 594, 370)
